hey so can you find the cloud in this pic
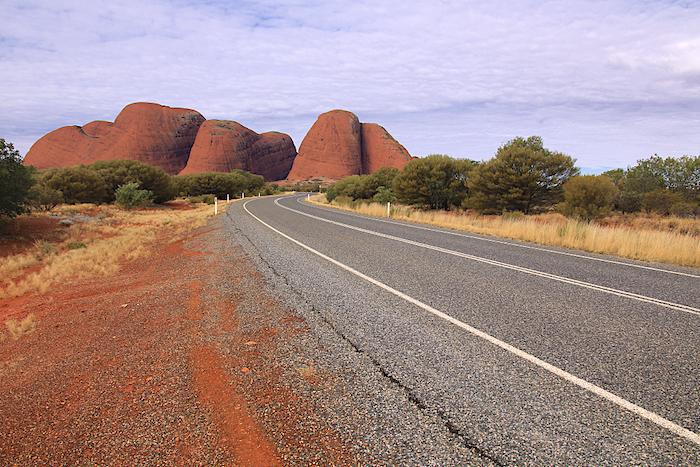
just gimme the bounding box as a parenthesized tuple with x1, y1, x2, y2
(1, 0, 699, 167)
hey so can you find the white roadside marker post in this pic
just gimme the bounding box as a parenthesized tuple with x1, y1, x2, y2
(226, 193, 229, 203)
(241, 192, 245, 199)
(258, 192, 261, 197)
(387, 201, 391, 218)
(214, 197, 218, 215)
(307, 193, 310, 200)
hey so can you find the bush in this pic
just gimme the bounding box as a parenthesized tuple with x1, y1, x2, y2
(326, 175, 366, 202)
(89, 160, 174, 203)
(0, 138, 33, 218)
(174, 170, 265, 198)
(393, 155, 477, 209)
(373, 186, 397, 204)
(642, 190, 684, 215)
(26, 183, 64, 211)
(188, 194, 216, 204)
(41, 166, 109, 204)
(115, 182, 154, 209)
(669, 201, 697, 218)
(468, 136, 578, 214)
(560, 175, 619, 221)
(279, 181, 321, 193)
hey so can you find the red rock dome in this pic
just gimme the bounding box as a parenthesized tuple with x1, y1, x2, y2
(24, 103, 205, 174)
(361, 123, 412, 173)
(287, 110, 411, 181)
(287, 110, 363, 181)
(180, 120, 296, 181)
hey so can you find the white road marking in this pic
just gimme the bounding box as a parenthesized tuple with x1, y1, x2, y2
(275, 197, 700, 316)
(243, 198, 700, 447)
(297, 196, 700, 279)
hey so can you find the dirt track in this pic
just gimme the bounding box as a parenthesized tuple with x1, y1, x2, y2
(0, 218, 352, 464)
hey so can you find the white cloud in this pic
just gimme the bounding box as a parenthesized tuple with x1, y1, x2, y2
(1, 0, 699, 167)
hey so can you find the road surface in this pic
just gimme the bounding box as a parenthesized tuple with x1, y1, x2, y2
(227, 194, 700, 464)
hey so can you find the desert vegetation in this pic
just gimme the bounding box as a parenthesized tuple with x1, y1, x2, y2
(319, 136, 700, 267)
(0, 138, 282, 219)
(0, 202, 219, 300)
(1, 137, 279, 301)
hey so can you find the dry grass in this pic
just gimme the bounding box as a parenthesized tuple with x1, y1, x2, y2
(5, 314, 37, 340)
(0, 202, 220, 300)
(309, 195, 700, 268)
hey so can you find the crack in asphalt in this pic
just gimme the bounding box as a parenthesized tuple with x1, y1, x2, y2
(226, 211, 503, 466)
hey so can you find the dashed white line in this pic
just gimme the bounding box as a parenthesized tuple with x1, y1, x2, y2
(243, 198, 700, 447)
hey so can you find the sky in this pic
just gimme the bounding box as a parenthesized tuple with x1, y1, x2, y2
(1, 0, 699, 171)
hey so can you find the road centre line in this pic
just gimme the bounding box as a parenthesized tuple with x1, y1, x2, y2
(243, 198, 700, 447)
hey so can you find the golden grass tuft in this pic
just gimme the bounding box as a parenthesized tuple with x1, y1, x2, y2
(0, 202, 218, 300)
(5, 314, 37, 340)
(309, 195, 700, 268)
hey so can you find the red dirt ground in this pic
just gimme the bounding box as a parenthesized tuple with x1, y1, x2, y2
(0, 217, 352, 464)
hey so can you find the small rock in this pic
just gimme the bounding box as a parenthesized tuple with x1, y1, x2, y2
(59, 219, 74, 226)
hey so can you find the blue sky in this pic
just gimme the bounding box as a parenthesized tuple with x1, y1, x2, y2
(1, 0, 699, 170)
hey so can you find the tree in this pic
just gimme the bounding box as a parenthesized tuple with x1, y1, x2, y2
(0, 139, 33, 218)
(560, 175, 619, 221)
(373, 186, 397, 204)
(326, 175, 367, 202)
(27, 183, 64, 211)
(392, 155, 477, 209)
(468, 136, 578, 214)
(41, 166, 109, 204)
(642, 190, 684, 215)
(89, 160, 174, 203)
(115, 182, 154, 209)
(362, 167, 400, 199)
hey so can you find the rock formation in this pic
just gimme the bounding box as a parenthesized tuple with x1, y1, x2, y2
(287, 110, 362, 181)
(287, 110, 411, 181)
(24, 103, 205, 174)
(180, 120, 296, 180)
(361, 123, 412, 174)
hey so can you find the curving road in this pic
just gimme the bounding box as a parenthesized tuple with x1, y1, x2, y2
(228, 194, 700, 464)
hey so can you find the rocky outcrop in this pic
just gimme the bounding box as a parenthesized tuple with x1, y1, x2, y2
(287, 110, 411, 181)
(24, 103, 205, 174)
(180, 120, 296, 181)
(287, 110, 362, 181)
(361, 123, 412, 174)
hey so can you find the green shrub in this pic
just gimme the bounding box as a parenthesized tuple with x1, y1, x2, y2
(468, 136, 578, 214)
(0, 138, 33, 218)
(373, 186, 397, 204)
(67, 241, 87, 250)
(27, 182, 64, 211)
(174, 170, 265, 198)
(89, 160, 174, 203)
(115, 182, 154, 209)
(669, 201, 697, 218)
(188, 194, 216, 204)
(642, 189, 684, 215)
(41, 166, 109, 204)
(394, 155, 477, 210)
(560, 175, 619, 221)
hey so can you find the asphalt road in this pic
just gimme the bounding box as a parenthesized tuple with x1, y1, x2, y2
(228, 194, 700, 465)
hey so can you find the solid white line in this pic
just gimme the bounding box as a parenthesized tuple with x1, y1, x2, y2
(243, 198, 700, 447)
(297, 197, 700, 279)
(275, 198, 700, 316)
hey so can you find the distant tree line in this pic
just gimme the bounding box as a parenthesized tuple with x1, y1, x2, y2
(0, 137, 278, 216)
(326, 136, 700, 221)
